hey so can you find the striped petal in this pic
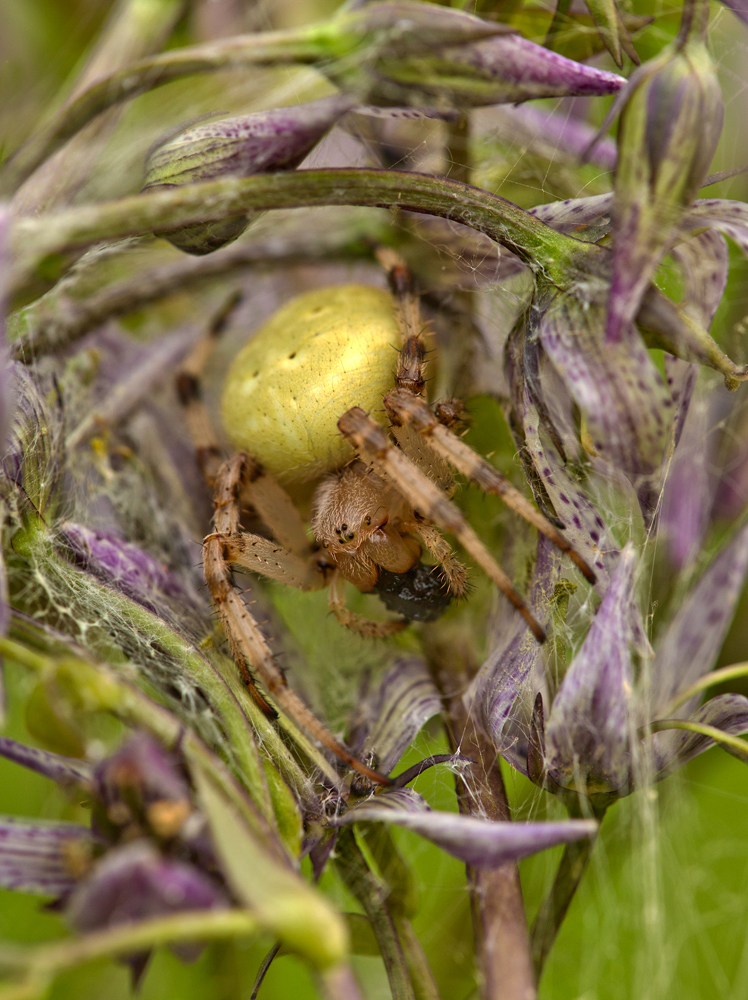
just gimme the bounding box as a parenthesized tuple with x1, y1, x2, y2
(0, 737, 93, 788)
(650, 693, 748, 777)
(359, 658, 443, 776)
(0, 817, 94, 896)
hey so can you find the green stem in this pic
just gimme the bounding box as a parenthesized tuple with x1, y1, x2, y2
(8, 233, 373, 359)
(9, 169, 599, 295)
(0, 908, 258, 977)
(664, 662, 748, 714)
(0, 910, 259, 1000)
(647, 719, 748, 760)
(0, 23, 348, 197)
(530, 809, 602, 978)
(335, 830, 416, 1000)
(394, 917, 443, 1000)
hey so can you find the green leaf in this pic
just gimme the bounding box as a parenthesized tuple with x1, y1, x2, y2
(192, 762, 349, 969)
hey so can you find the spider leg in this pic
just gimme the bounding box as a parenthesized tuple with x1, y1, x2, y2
(328, 572, 408, 638)
(207, 454, 391, 786)
(398, 519, 468, 597)
(376, 246, 426, 396)
(338, 408, 547, 643)
(177, 302, 390, 785)
(176, 291, 242, 486)
(376, 247, 454, 490)
(222, 531, 326, 590)
(384, 389, 597, 585)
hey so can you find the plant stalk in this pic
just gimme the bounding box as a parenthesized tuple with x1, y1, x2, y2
(335, 829, 416, 1000)
(425, 632, 536, 1000)
(530, 808, 603, 977)
(8, 168, 599, 295)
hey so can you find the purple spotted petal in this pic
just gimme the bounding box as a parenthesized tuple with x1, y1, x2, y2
(58, 521, 198, 619)
(539, 292, 671, 479)
(545, 547, 637, 794)
(650, 694, 748, 777)
(527, 194, 613, 242)
(66, 839, 228, 932)
(658, 386, 719, 570)
(0, 737, 93, 788)
(437, 33, 626, 104)
(664, 356, 697, 450)
(360, 658, 442, 775)
(650, 521, 748, 716)
(671, 229, 729, 332)
(331, 788, 597, 869)
(143, 95, 355, 189)
(683, 199, 748, 257)
(470, 534, 559, 768)
(0, 818, 94, 896)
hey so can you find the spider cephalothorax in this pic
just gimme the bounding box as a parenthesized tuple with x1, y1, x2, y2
(178, 249, 595, 783)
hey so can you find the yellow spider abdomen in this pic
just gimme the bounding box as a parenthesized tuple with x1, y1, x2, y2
(221, 284, 401, 482)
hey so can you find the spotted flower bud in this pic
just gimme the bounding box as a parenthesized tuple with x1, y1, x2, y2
(605, 0, 724, 343)
(367, 31, 625, 108)
(328, 1, 624, 110)
(142, 95, 354, 254)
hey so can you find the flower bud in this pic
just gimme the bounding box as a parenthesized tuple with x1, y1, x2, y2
(368, 32, 625, 108)
(606, 2, 724, 342)
(142, 95, 354, 254)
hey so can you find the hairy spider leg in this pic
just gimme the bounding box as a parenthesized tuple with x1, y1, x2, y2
(206, 455, 390, 785)
(378, 247, 456, 465)
(384, 388, 597, 585)
(338, 407, 547, 643)
(177, 307, 391, 786)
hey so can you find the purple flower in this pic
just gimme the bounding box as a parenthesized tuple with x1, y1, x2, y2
(601, 7, 723, 345)
(472, 525, 748, 803)
(0, 731, 229, 977)
(57, 521, 201, 624)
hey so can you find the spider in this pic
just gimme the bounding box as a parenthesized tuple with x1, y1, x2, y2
(177, 249, 595, 786)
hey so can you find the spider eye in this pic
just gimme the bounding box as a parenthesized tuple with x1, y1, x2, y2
(347, 532, 355, 540)
(334, 527, 341, 534)
(322, 541, 329, 548)
(341, 523, 348, 532)
(364, 516, 371, 526)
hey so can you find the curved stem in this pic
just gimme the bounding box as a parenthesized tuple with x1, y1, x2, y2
(647, 719, 748, 760)
(9, 168, 598, 295)
(664, 662, 748, 715)
(0, 909, 259, 1000)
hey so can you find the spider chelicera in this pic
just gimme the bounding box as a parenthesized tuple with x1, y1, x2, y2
(177, 249, 595, 785)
